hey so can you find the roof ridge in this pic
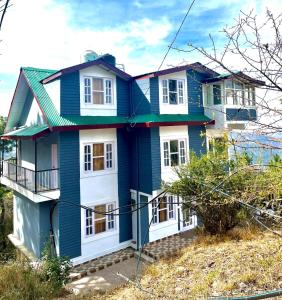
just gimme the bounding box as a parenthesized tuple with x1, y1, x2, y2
(22, 67, 58, 73)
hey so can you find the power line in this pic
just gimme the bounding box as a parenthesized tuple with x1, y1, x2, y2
(130, 0, 197, 119)
(0, 0, 10, 31)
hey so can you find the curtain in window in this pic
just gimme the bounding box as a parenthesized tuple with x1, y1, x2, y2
(93, 78, 104, 104)
(93, 143, 104, 171)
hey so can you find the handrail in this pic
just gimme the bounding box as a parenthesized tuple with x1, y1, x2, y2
(0, 160, 60, 193)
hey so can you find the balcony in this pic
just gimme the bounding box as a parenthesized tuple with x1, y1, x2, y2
(0, 160, 59, 194)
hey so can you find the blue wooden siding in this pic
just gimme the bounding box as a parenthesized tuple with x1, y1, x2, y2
(117, 77, 130, 116)
(117, 128, 132, 242)
(14, 192, 54, 257)
(60, 71, 80, 116)
(151, 127, 161, 190)
(139, 194, 149, 245)
(58, 131, 81, 258)
(188, 126, 207, 156)
(226, 108, 257, 121)
(187, 70, 209, 114)
(150, 77, 160, 114)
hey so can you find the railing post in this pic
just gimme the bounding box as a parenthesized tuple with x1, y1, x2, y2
(15, 140, 18, 182)
(34, 140, 37, 194)
(7, 162, 10, 179)
(24, 168, 27, 188)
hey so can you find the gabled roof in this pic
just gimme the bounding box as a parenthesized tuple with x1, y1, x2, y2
(134, 62, 219, 80)
(41, 58, 132, 84)
(203, 71, 265, 86)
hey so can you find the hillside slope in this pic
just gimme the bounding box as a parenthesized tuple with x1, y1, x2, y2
(77, 228, 282, 299)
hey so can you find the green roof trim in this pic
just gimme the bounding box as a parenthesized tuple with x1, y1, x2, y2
(1, 124, 49, 139)
(128, 114, 213, 124)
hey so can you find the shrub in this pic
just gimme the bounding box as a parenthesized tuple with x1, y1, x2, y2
(40, 242, 72, 293)
(167, 136, 282, 235)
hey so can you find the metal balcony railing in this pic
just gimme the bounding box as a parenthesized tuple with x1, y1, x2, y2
(0, 160, 59, 193)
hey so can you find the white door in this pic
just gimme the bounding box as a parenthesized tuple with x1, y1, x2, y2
(51, 144, 58, 189)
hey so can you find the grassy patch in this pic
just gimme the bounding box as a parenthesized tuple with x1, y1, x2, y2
(76, 226, 282, 299)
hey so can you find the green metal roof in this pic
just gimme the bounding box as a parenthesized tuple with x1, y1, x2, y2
(128, 114, 213, 124)
(22, 67, 63, 127)
(6, 67, 213, 132)
(2, 124, 49, 139)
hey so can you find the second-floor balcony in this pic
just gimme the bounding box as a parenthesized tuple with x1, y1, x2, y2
(1, 160, 59, 193)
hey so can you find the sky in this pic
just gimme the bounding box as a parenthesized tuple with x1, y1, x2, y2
(0, 0, 281, 116)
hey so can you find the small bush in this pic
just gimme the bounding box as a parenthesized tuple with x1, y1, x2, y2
(0, 260, 54, 300)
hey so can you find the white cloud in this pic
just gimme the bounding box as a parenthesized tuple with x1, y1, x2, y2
(0, 0, 172, 115)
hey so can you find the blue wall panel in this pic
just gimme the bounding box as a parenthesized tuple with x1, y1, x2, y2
(60, 71, 80, 116)
(117, 77, 130, 116)
(140, 194, 149, 245)
(59, 131, 81, 258)
(188, 126, 207, 156)
(117, 128, 132, 242)
(151, 127, 161, 191)
(226, 108, 257, 121)
(150, 77, 160, 114)
(14, 192, 54, 258)
(187, 70, 209, 114)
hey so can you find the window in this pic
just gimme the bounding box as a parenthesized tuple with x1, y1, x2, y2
(225, 80, 255, 106)
(85, 203, 115, 236)
(84, 77, 113, 105)
(163, 139, 187, 167)
(183, 208, 194, 227)
(162, 79, 185, 105)
(152, 196, 175, 224)
(84, 142, 114, 172)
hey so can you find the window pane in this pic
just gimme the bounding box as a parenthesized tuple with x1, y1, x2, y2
(159, 209, 167, 222)
(93, 144, 104, 156)
(93, 157, 104, 171)
(171, 153, 179, 166)
(213, 85, 221, 105)
(106, 143, 113, 169)
(95, 204, 106, 219)
(84, 78, 91, 103)
(95, 219, 106, 233)
(105, 80, 112, 104)
(93, 78, 103, 91)
(107, 204, 115, 229)
(152, 200, 158, 224)
(226, 90, 234, 105)
(85, 209, 93, 235)
(159, 198, 167, 209)
(84, 145, 91, 171)
(163, 142, 169, 166)
(178, 80, 184, 104)
(225, 80, 233, 89)
(234, 81, 243, 90)
(170, 140, 178, 153)
(169, 92, 177, 104)
(93, 91, 104, 104)
(169, 80, 177, 92)
(179, 140, 186, 164)
(162, 80, 168, 103)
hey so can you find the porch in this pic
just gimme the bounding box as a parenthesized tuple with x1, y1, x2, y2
(0, 126, 60, 195)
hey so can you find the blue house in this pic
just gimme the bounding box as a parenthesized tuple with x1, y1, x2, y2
(0, 53, 263, 264)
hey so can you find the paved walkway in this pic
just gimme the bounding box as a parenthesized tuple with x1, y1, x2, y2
(143, 230, 195, 261)
(67, 257, 139, 296)
(70, 248, 135, 281)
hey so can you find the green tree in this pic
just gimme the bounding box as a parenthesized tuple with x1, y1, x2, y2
(167, 138, 282, 234)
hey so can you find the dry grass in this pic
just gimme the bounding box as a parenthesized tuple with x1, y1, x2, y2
(74, 227, 282, 300)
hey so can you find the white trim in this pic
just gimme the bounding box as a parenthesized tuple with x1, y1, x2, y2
(71, 240, 132, 266)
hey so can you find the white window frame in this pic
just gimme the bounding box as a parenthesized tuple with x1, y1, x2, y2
(224, 80, 256, 107)
(85, 202, 116, 237)
(162, 139, 187, 167)
(152, 195, 176, 225)
(83, 76, 114, 105)
(162, 79, 186, 105)
(83, 142, 114, 173)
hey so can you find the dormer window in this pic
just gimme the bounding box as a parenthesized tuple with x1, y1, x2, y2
(162, 79, 185, 105)
(84, 77, 113, 105)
